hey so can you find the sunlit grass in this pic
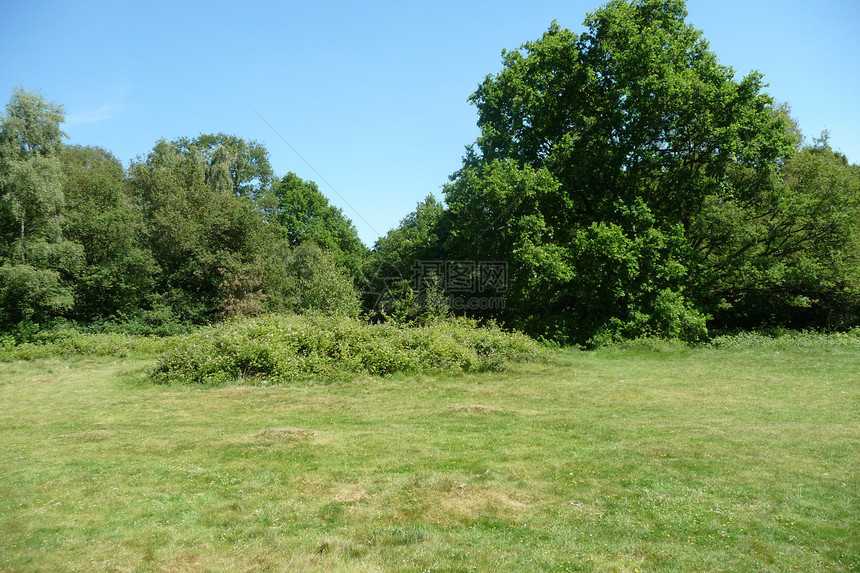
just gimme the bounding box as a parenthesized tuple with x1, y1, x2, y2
(0, 344, 857, 571)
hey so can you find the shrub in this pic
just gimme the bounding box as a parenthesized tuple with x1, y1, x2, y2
(0, 327, 171, 361)
(148, 314, 544, 385)
(707, 329, 860, 351)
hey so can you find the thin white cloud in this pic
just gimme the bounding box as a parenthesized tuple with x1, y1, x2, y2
(65, 102, 122, 125)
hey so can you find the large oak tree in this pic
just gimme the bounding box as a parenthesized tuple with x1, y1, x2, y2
(421, 0, 858, 343)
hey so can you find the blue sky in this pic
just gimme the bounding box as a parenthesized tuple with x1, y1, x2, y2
(2, 0, 857, 246)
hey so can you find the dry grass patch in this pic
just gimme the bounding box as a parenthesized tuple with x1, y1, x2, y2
(253, 426, 318, 442)
(453, 403, 502, 414)
(433, 484, 530, 521)
(330, 483, 370, 504)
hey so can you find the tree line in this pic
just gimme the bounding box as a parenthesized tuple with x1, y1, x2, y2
(2, 0, 859, 344)
(0, 89, 367, 335)
(375, 0, 860, 344)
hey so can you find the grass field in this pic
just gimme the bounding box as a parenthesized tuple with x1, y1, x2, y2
(0, 344, 858, 571)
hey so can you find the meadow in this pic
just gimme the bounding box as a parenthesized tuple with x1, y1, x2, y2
(0, 337, 858, 572)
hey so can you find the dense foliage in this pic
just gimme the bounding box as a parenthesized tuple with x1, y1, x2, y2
(272, 172, 367, 278)
(0, 88, 80, 325)
(149, 314, 543, 384)
(1, 0, 858, 346)
(375, 0, 860, 344)
(0, 92, 369, 334)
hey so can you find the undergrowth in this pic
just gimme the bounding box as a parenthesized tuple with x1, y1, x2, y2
(588, 329, 860, 353)
(148, 314, 545, 385)
(0, 329, 171, 361)
(707, 328, 860, 351)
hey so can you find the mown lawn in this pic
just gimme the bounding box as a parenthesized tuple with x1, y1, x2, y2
(0, 346, 857, 572)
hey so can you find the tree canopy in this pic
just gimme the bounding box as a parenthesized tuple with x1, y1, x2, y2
(271, 172, 368, 278)
(168, 133, 274, 198)
(379, 0, 860, 343)
(0, 89, 82, 324)
(0, 98, 368, 333)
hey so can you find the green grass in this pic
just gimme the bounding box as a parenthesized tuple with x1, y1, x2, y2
(0, 344, 858, 571)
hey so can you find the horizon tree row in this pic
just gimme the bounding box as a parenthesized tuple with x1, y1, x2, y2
(375, 0, 860, 345)
(0, 88, 367, 335)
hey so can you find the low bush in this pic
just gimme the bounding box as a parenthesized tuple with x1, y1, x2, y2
(0, 328, 172, 361)
(148, 314, 544, 385)
(707, 329, 860, 351)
